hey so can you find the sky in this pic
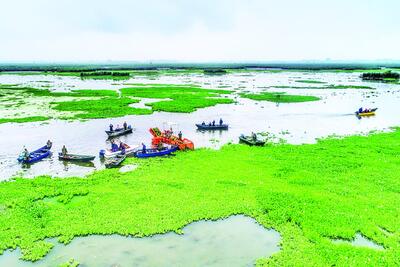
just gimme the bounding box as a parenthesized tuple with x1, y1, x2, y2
(0, 0, 399, 62)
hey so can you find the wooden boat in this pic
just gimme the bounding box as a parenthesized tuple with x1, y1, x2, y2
(196, 123, 229, 130)
(18, 145, 51, 164)
(99, 143, 138, 158)
(355, 108, 377, 117)
(135, 146, 178, 158)
(239, 134, 265, 146)
(105, 154, 126, 168)
(105, 126, 133, 138)
(58, 153, 95, 162)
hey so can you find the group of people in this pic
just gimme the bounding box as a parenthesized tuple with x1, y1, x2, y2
(201, 118, 224, 127)
(163, 128, 183, 140)
(110, 140, 128, 153)
(358, 107, 372, 113)
(109, 121, 129, 132)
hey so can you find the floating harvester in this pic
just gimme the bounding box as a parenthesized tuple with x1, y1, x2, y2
(149, 127, 194, 150)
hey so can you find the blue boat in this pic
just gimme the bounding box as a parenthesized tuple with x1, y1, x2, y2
(18, 145, 52, 164)
(135, 146, 178, 158)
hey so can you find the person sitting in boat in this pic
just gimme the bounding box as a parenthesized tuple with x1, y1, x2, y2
(22, 147, 30, 160)
(142, 143, 147, 154)
(109, 124, 114, 132)
(119, 142, 126, 154)
(61, 145, 68, 156)
(358, 107, 363, 113)
(219, 118, 223, 125)
(202, 121, 206, 126)
(123, 122, 128, 130)
(178, 131, 182, 140)
(208, 122, 212, 126)
(252, 132, 257, 141)
(111, 141, 119, 152)
(157, 142, 164, 151)
(46, 140, 52, 149)
(212, 120, 215, 126)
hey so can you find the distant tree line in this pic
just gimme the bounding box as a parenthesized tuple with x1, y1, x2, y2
(80, 71, 130, 77)
(203, 69, 227, 75)
(361, 71, 399, 80)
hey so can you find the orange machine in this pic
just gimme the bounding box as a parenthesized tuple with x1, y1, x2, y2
(149, 128, 194, 150)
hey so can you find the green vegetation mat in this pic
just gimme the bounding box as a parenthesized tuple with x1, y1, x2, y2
(295, 80, 326, 84)
(0, 84, 233, 123)
(240, 92, 320, 103)
(0, 130, 399, 265)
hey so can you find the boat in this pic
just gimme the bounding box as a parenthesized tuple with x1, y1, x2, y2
(135, 146, 178, 158)
(239, 134, 265, 146)
(58, 153, 95, 162)
(18, 145, 52, 164)
(105, 126, 133, 138)
(196, 123, 229, 130)
(99, 143, 137, 158)
(355, 108, 377, 117)
(149, 127, 194, 150)
(105, 154, 126, 168)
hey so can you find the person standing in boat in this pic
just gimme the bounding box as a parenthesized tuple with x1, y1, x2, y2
(219, 118, 223, 125)
(61, 145, 68, 156)
(142, 143, 147, 154)
(212, 120, 215, 126)
(252, 132, 257, 141)
(123, 121, 128, 130)
(46, 140, 52, 149)
(178, 131, 182, 140)
(109, 124, 114, 132)
(157, 142, 164, 151)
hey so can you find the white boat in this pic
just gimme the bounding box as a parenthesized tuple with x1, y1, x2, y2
(99, 143, 138, 158)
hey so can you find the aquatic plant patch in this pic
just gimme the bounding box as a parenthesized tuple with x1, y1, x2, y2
(240, 91, 320, 103)
(0, 130, 399, 265)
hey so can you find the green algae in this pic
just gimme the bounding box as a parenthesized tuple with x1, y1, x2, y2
(0, 130, 399, 265)
(272, 85, 374, 90)
(240, 92, 320, 103)
(0, 84, 233, 123)
(295, 80, 326, 84)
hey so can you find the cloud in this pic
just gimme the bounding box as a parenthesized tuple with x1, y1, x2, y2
(0, 0, 399, 61)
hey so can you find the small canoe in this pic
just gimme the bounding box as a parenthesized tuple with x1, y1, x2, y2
(135, 146, 178, 158)
(105, 154, 126, 168)
(105, 126, 133, 138)
(58, 153, 95, 162)
(239, 135, 265, 146)
(18, 145, 52, 164)
(196, 124, 229, 130)
(355, 108, 377, 117)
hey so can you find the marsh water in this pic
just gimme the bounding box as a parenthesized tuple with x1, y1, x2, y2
(0, 71, 399, 180)
(0, 215, 281, 267)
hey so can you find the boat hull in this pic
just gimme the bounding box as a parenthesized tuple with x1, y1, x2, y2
(105, 127, 133, 138)
(58, 153, 95, 162)
(135, 146, 178, 158)
(196, 124, 228, 130)
(239, 135, 265, 146)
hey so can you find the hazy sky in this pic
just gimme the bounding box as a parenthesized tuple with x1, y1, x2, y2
(1, 0, 399, 62)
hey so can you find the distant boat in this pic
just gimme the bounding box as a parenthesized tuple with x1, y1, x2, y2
(135, 146, 178, 158)
(18, 145, 51, 164)
(196, 123, 229, 130)
(105, 126, 133, 138)
(58, 153, 95, 162)
(355, 108, 377, 117)
(239, 134, 265, 146)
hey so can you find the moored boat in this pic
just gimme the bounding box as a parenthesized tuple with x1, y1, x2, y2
(135, 146, 178, 158)
(18, 145, 52, 164)
(105, 126, 133, 138)
(239, 134, 265, 146)
(58, 153, 96, 162)
(105, 154, 126, 168)
(196, 123, 229, 130)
